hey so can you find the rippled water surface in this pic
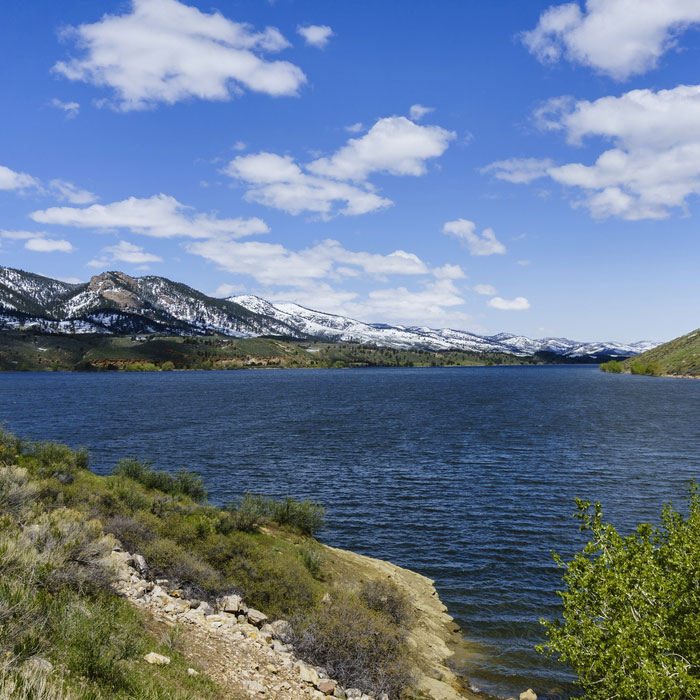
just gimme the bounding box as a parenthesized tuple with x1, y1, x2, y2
(2, 366, 699, 698)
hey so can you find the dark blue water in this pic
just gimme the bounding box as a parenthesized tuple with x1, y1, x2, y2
(2, 366, 699, 698)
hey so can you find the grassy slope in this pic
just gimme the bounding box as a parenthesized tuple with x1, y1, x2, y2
(0, 331, 538, 371)
(620, 328, 700, 376)
(0, 431, 422, 699)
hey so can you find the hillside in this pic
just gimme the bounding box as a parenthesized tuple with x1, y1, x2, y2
(0, 429, 480, 700)
(0, 266, 658, 360)
(610, 327, 700, 377)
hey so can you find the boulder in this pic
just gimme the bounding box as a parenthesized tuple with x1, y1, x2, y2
(195, 600, 214, 615)
(333, 687, 347, 699)
(345, 689, 362, 698)
(247, 608, 268, 626)
(187, 668, 199, 676)
(132, 553, 148, 576)
(270, 619, 293, 640)
(221, 594, 243, 613)
(318, 680, 337, 695)
(519, 691, 537, 700)
(296, 660, 321, 686)
(144, 652, 170, 665)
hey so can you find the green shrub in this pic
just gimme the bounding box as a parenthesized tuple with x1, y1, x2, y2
(292, 591, 415, 698)
(539, 488, 700, 699)
(226, 493, 268, 533)
(359, 579, 412, 627)
(113, 459, 207, 503)
(599, 360, 623, 373)
(27, 442, 89, 477)
(630, 359, 663, 376)
(268, 496, 325, 536)
(299, 542, 325, 580)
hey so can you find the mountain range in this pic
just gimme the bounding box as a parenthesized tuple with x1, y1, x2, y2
(0, 266, 659, 360)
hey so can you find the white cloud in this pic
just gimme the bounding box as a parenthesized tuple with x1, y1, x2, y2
(516, 260, 531, 266)
(297, 24, 334, 48)
(433, 263, 466, 279)
(345, 122, 364, 133)
(0, 165, 39, 191)
(308, 116, 454, 181)
(474, 283, 497, 296)
(88, 240, 162, 267)
(225, 116, 454, 217)
(443, 219, 507, 256)
(30, 194, 269, 238)
(488, 296, 530, 311)
(53, 0, 306, 111)
(409, 104, 434, 121)
(225, 152, 391, 217)
(50, 98, 80, 118)
(523, 0, 700, 80)
(215, 282, 245, 297)
(233, 141, 247, 151)
(0, 230, 41, 240)
(487, 84, 700, 220)
(49, 179, 97, 204)
(188, 237, 429, 287)
(25, 237, 73, 253)
(481, 158, 554, 184)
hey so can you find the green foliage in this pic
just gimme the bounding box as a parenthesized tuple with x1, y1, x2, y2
(599, 360, 623, 373)
(292, 590, 415, 698)
(267, 496, 326, 536)
(227, 492, 268, 532)
(299, 541, 326, 579)
(359, 579, 412, 627)
(113, 458, 207, 502)
(539, 488, 700, 699)
(629, 359, 663, 376)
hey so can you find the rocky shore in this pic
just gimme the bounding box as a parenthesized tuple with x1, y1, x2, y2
(108, 539, 485, 700)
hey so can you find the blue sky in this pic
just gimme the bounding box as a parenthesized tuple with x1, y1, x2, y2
(3, 1, 700, 342)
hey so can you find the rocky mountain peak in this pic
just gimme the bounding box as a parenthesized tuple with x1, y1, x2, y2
(87, 271, 143, 310)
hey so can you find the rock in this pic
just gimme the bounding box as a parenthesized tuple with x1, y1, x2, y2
(296, 660, 321, 686)
(359, 695, 373, 700)
(221, 594, 243, 613)
(246, 680, 266, 694)
(187, 668, 199, 676)
(270, 619, 293, 640)
(196, 600, 214, 615)
(345, 689, 362, 698)
(132, 553, 148, 576)
(333, 687, 347, 700)
(318, 680, 337, 695)
(520, 691, 537, 700)
(238, 614, 247, 624)
(247, 608, 268, 626)
(321, 592, 332, 604)
(144, 652, 170, 665)
(380, 695, 389, 700)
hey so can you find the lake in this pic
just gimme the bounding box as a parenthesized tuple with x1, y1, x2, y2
(2, 365, 699, 698)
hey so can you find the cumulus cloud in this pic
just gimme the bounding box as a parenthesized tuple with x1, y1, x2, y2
(433, 263, 466, 279)
(481, 158, 554, 184)
(188, 237, 429, 287)
(522, 0, 700, 80)
(225, 116, 454, 217)
(308, 116, 454, 181)
(30, 193, 269, 238)
(1, 229, 73, 253)
(225, 153, 392, 217)
(442, 219, 507, 255)
(409, 104, 434, 121)
(24, 237, 73, 253)
(50, 98, 80, 118)
(488, 296, 530, 311)
(53, 0, 306, 111)
(485, 84, 700, 220)
(88, 240, 163, 267)
(345, 122, 364, 133)
(474, 283, 497, 296)
(0, 165, 39, 191)
(297, 24, 334, 48)
(49, 179, 97, 204)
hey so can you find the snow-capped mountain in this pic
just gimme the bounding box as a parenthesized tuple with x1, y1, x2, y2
(228, 294, 659, 358)
(0, 267, 659, 359)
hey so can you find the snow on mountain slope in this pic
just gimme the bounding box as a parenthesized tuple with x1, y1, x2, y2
(0, 267, 659, 358)
(229, 294, 660, 357)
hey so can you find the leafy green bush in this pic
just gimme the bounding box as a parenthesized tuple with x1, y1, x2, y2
(299, 542, 325, 580)
(227, 493, 268, 532)
(267, 496, 325, 536)
(28, 441, 89, 476)
(599, 360, 623, 373)
(113, 459, 207, 502)
(539, 488, 700, 699)
(359, 579, 412, 627)
(629, 359, 663, 376)
(292, 590, 415, 698)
